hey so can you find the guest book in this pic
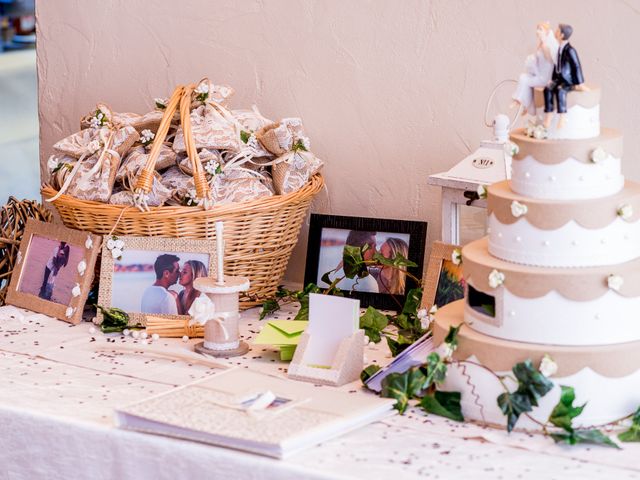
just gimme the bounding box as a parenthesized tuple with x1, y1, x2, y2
(115, 368, 396, 459)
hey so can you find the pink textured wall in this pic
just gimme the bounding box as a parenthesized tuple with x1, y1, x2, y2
(36, 0, 640, 283)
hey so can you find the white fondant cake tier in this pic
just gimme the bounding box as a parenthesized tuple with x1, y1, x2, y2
(434, 301, 640, 429)
(487, 181, 640, 267)
(509, 127, 624, 200)
(532, 87, 601, 140)
(462, 237, 640, 345)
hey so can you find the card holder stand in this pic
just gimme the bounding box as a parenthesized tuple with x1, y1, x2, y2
(287, 329, 364, 387)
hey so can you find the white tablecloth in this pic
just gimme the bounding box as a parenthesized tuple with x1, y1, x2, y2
(0, 304, 638, 479)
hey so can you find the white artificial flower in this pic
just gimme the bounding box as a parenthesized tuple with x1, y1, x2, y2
(106, 238, 116, 250)
(47, 156, 60, 171)
(71, 283, 81, 298)
(525, 122, 535, 138)
(87, 140, 101, 153)
(97, 112, 104, 120)
(85, 235, 93, 249)
(282, 117, 302, 128)
(476, 184, 488, 200)
(510, 200, 528, 218)
(539, 354, 558, 378)
(89, 117, 101, 129)
(65, 307, 74, 318)
(299, 135, 311, 151)
(533, 125, 547, 139)
(617, 203, 633, 221)
(111, 248, 123, 259)
(591, 147, 608, 163)
(154, 97, 168, 109)
(444, 343, 456, 359)
(194, 83, 210, 95)
(503, 141, 519, 157)
(140, 129, 155, 144)
(77, 260, 87, 276)
(114, 239, 124, 250)
(204, 160, 220, 176)
(417, 308, 428, 320)
(488, 269, 505, 288)
(607, 274, 624, 292)
(451, 248, 462, 266)
(428, 305, 438, 315)
(188, 295, 216, 326)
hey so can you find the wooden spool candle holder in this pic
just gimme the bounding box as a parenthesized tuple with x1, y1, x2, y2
(193, 276, 250, 357)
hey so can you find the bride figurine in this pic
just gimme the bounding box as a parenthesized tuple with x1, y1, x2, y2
(511, 22, 559, 116)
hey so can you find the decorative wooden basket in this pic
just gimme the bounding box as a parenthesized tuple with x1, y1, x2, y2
(42, 84, 324, 308)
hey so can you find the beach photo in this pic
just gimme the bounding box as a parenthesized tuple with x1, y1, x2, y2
(111, 249, 210, 316)
(17, 235, 84, 305)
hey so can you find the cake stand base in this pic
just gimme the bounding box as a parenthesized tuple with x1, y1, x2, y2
(194, 340, 250, 358)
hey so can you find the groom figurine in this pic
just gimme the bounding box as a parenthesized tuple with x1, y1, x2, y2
(543, 24, 587, 129)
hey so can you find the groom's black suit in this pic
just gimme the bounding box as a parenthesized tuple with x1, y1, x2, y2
(544, 42, 584, 114)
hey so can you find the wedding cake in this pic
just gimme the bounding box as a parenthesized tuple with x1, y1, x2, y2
(433, 43, 640, 428)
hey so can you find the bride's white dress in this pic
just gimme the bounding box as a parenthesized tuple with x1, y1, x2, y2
(512, 45, 556, 115)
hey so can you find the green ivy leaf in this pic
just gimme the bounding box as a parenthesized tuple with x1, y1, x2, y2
(386, 334, 413, 357)
(320, 271, 333, 287)
(444, 324, 461, 350)
(380, 367, 427, 414)
(550, 429, 620, 449)
(548, 386, 586, 432)
(420, 391, 464, 422)
(421, 352, 448, 389)
(342, 245, 370, 279)
(395, 313, 410, 330)
(360, 364, 382, 385)
(497, 391, 533, 432)
(401, 288, 423, 316)
(372, 251, 418, 269)
(360, 306, 388, 343)
(96, 305, 131, 333)
(513, 360, 553, 407)
(259, 298, 280, 320)
(618, 407, 640, 442)
(240, 130, 251, 144)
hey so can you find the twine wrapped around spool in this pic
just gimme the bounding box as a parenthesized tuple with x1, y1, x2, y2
(0, 198, 53, 305)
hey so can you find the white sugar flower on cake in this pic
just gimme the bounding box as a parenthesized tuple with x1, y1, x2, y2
(510, 200, 528, 218)
(188, 295, 216, 326)
(451, 248, 462, 266)
(532, 125, 547, 139)
(617, 203, 633, 220)
(590, 147, 609, 163)
(607, 274, 624, 292)
(539, 354, 558, 378)
(503, 141, 519, 157)
(488, 269, 505, 288)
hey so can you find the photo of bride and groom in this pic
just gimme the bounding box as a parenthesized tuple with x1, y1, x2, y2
(111, 249, 210, 316)
(511, 22, 585, 129)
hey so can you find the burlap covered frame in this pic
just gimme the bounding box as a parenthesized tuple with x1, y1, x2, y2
(97, 236, 217, 325)
(5, 219, 101, 324)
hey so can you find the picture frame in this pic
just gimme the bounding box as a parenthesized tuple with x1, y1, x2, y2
(97, 236, 216, 325)
(304, 214, 427, 311)
(5, 219, 101, 324)
(422, 241, 465, 311)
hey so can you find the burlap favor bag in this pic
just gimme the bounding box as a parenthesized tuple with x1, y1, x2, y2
(160, 166, 197, 205)
(172, 104, 239, 153)
(272, 150, 323, 195)
(80, 102, 164, 134)
(110, 172, 172, 207)
(116, 143, 177, 182)
(256, 117, 308, 156)
(210, 169, 273, 205)
(65, 149, 121, 202)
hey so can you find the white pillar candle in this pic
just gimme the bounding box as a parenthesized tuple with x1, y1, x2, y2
(215, 221, 225, 285)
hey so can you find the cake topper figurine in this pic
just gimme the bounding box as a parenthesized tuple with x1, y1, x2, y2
(511, 22, 558, 116)
(543, 23, 587, 130)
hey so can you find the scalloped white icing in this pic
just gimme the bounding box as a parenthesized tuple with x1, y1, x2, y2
(487, 213, 640, 267)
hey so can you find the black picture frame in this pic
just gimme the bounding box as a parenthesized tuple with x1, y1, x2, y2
(304, 214, 428, 311)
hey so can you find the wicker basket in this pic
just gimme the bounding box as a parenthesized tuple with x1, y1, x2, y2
(42, 84, 324, 308)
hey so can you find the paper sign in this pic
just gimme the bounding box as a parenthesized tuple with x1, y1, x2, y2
(302, 294, 359, 367)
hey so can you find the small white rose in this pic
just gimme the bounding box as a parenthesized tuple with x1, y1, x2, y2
(151, 333, 160, 341)
(106, 238, 116, 250)
(140, 129, 155, 144)
(85, 235, 93, 249)
(417, 308, 428, 320)
(607, 274, 624, 292)
(97, 112, 104, 120)
(451, 248, 462, 266)
(154, 97, 168, 107)
(47, 156, 60, 171)
(591, 147, 609, 163)
(617, 204, 633, 221)
(111, 248, 122, 259)
(65, 307, 74, 318)
(503, 141, 519, 157)
(539, 354, 558, 378)
(188, 295, 216, 326)
(477, 184, 488, 200)
(488, 269, 505, 288)
(525, 122, 535, 137)
(195, 83, 210, 95)
(510, 200, 528, 218)
(71, 283, 81, 297)
(89, 117, 101, 129)
(299, 135, 311, 151)
(182, 335, 190, 343)
(204, 160, 220, 176)
(77, 260, 87, 276)
(114, 239, 125, 250)
(533, 125, 547, 140)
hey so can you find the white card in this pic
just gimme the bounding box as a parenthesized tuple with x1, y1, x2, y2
(302, 294, 360, 367)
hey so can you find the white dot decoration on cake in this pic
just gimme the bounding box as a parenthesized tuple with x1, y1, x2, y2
(543, 240, 550, 247)
(516, 236, 522, 242)
(524, 172, 531, 178)
(549, 175, 557, 182)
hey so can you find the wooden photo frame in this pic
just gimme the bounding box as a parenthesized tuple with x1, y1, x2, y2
(5, 219, 101, 324)
(97, 236, 216, 325)
(304, 214, 427, 311)
(422, 241, 465, 311)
